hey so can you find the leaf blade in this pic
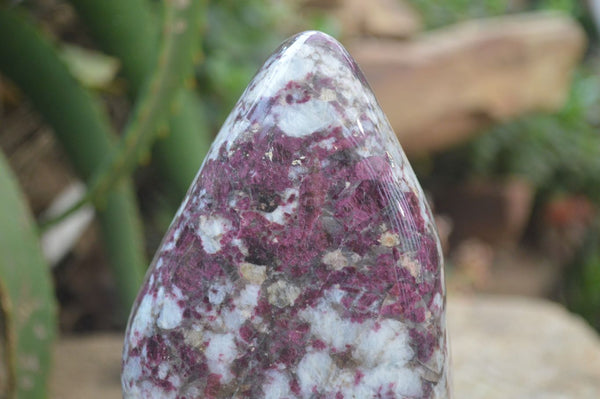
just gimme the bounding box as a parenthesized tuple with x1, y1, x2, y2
(0, 152, 57, 399)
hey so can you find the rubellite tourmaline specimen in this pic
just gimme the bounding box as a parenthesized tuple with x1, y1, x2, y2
(122, 31, 450, 398)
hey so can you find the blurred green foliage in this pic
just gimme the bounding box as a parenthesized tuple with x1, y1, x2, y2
(0, 0, 295, 395)
(198, 0, 292, 126)
(408, 0, 587, 28)
(432, 71, 600, 203)
(408, 0, 511, 27)
(564, 222, 600, 330)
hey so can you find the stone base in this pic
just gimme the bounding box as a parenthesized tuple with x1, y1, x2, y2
(50, 295, 600, 398)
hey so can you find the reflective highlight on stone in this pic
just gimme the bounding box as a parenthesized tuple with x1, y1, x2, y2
(122, 31, 450, 398)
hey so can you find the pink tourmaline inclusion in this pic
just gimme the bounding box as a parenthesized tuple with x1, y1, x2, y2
(122, 31, 450, 398)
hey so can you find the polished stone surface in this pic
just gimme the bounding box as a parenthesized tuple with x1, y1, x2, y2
(122, 31, 448, 398)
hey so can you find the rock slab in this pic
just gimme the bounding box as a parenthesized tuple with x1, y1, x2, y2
(448, 295, 600, 398)
(350, 12, 586, 154)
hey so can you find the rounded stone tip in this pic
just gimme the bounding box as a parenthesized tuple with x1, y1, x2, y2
(292, 30, 339, 44)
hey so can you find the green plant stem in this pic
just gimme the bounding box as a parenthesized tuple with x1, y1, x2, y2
(0, 151, 57, 399)
(49, 0, 207, 225)
(0, 8, 146, 310)
(153, 89, 210, 193)
(69, 0, 211, 198)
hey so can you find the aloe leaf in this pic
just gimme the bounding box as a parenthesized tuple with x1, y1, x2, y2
(65, 0, 159, 94)
(69, 0, 211, 198)
(152, 89, 211, 193)
(48, 0, 206, 224)
(105, 0, 206, 180)
(0, 152, 57, 399)
(0, 7, 146, 311)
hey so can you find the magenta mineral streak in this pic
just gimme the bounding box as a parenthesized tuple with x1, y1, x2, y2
(122, 31, 450, 398)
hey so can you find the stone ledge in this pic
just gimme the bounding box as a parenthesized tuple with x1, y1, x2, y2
(449, 295, 600, 398)
(50, 295, 600, 398)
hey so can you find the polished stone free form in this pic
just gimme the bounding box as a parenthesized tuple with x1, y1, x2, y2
(122, 31, 450, 398)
